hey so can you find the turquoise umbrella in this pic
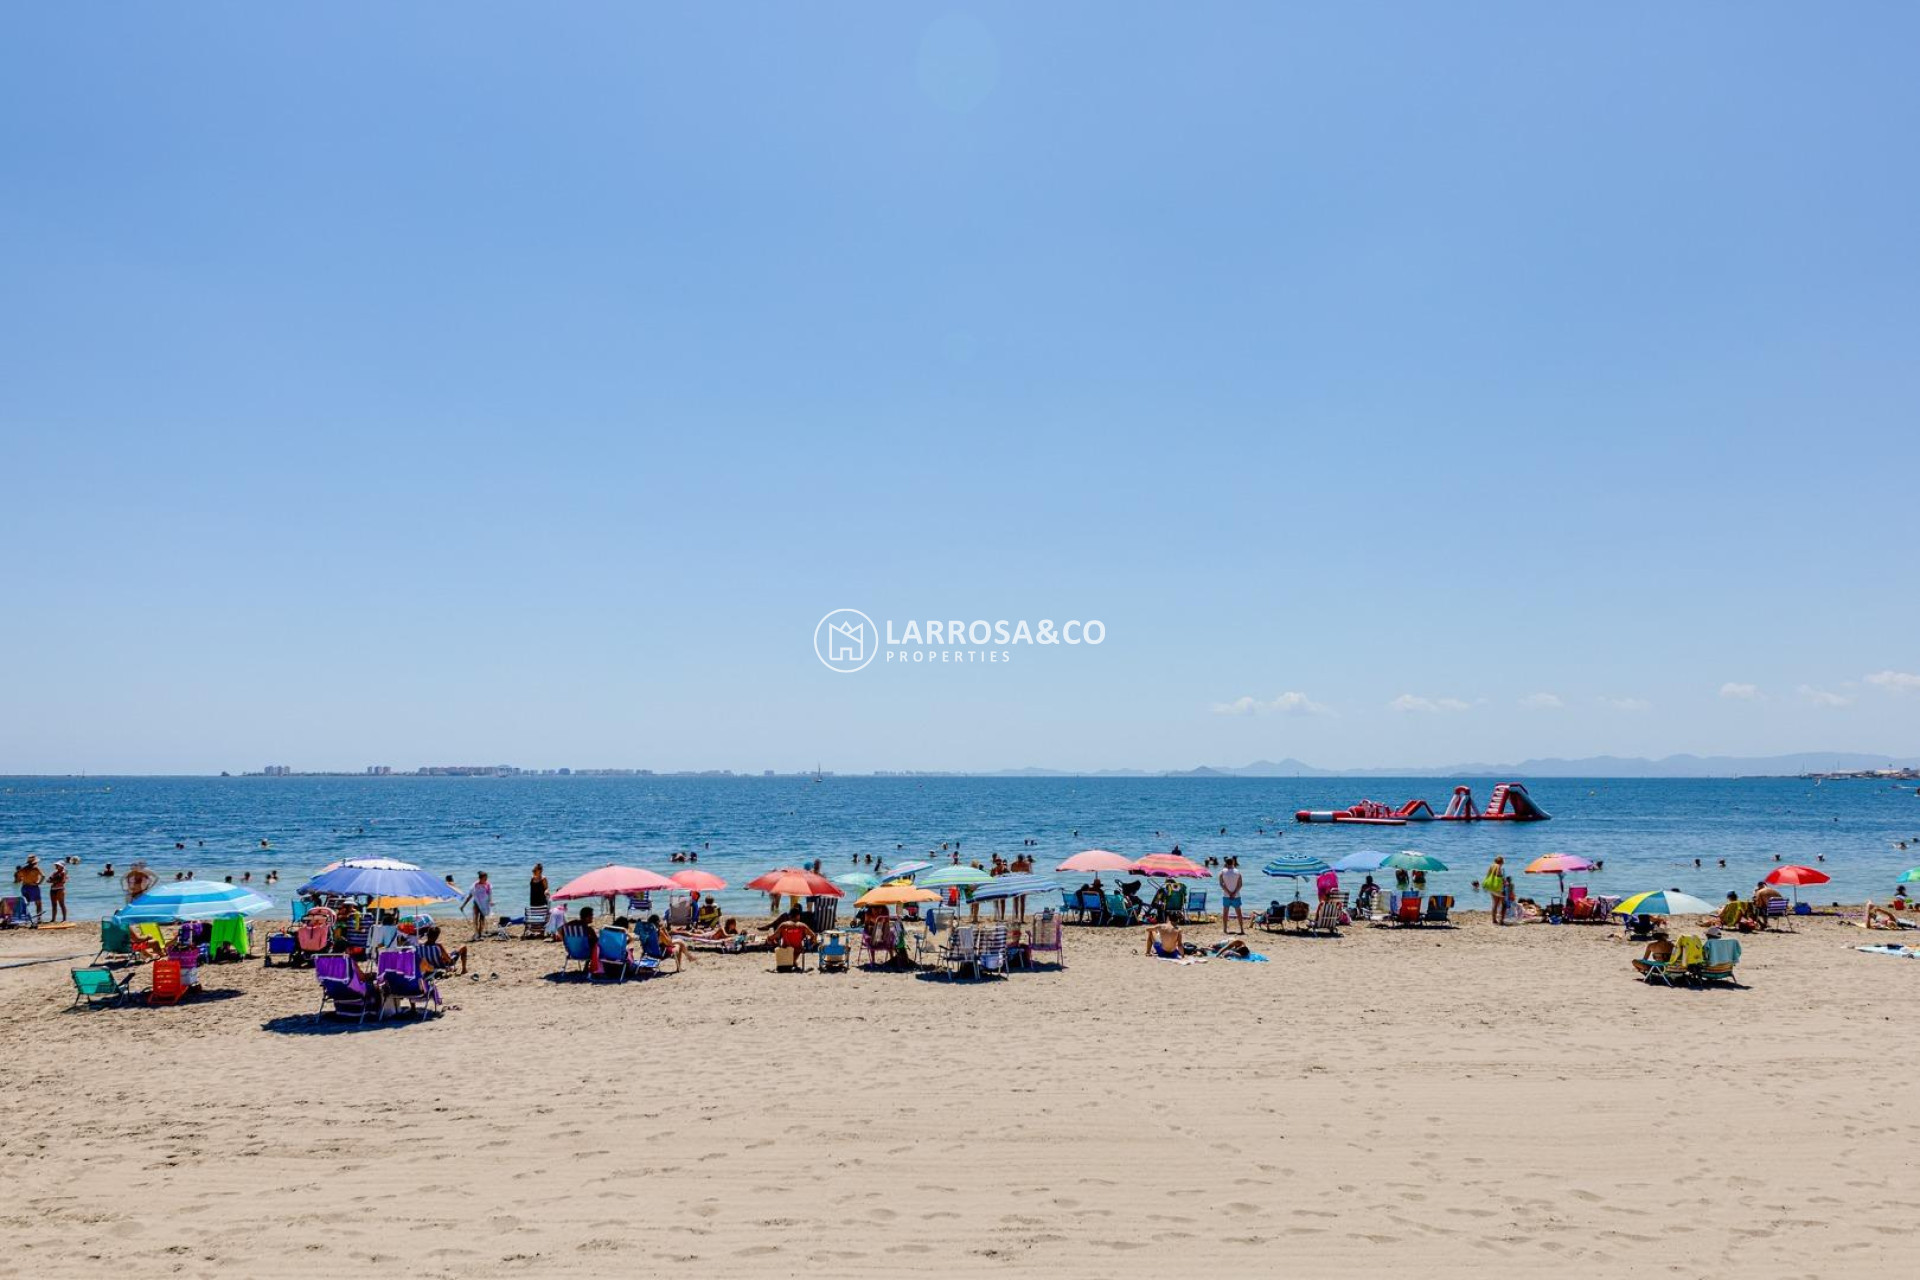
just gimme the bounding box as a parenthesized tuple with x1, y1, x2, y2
(1382, 850, 1448, 872)
(1264, 855, 1331, 900)
(114, 881, 274, 924)
(919, 865, 992, 889)
(834, 871, 880, 892)
(1898, 867, 1920, 884)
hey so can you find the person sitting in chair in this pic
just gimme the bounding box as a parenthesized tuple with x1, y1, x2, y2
(418, 925, 468, 976)
(638, 914, 691, 972)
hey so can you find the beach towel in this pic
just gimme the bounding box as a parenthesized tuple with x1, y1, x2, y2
(1855, 945, 1919, 958)
(1217, 951, 1268, 962)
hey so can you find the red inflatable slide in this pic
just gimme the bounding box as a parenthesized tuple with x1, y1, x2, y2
(1296, 783, 1548, 824)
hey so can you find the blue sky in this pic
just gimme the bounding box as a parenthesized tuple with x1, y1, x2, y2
(2, 3, 1916, 774)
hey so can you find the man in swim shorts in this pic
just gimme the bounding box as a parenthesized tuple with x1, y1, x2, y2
(1144, 922, 1187, 958)
(1219, 857, 1245, 935)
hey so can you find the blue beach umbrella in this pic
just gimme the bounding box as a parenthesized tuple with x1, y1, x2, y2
(835, 871, 880, 892)
(1331, 849, 1389, 874)
(114, 880, 274, 924)
(969, 873, 1062, 903)
(300, 858, 455, 903)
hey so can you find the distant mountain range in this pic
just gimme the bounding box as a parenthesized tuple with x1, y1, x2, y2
(983, 752, 1920, 779)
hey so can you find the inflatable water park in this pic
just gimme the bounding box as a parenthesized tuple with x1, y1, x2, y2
(1295, 782, 1549, 825)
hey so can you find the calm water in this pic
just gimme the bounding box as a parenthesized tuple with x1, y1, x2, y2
(4, 775, 1918, 921)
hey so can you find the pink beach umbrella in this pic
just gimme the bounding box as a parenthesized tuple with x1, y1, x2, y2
(668, 869, 728, 892)
(1129, 853, 1210, 879)
(1056, 849, 1133, 874)
(1524, 853, 1596, 900)
(550, 864, 680, 903)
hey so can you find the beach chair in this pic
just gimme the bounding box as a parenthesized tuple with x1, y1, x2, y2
(1026, 912, 1064, 969)
(632, 924, 672, 974)
(809, 898, 839, 934)
(315, 954, 373, 1021)
(973, 926, 1009, 978)
(294, 914, 332, 964)
(1632, 939, 1676, 983)
(1184, 890, 1210, 924)
(2, 896, 35, 928)
(1394, 895, 1423, 926)
(818, 931, 850, 973)
(559, 921, 597, 976)
(520, 905, 550, 939)
(147, 959, 188, 1006)
(1308, 899, 1343, 937)
(940, 926, 977, 978)
(1762, 896, 1792, 931)
(375, 949, 442, 1018)
(593, 927, 638, 981)
(1697, 936, 1742, 987)
(340, 919, 372, 957)
(70, 966, 134, 1009)
(1423, 895, 1453, 925)
(665, 899, 695, 930)
(624, 893, 653, 916)
(95, 916, 135, 964)
(264, 932, 299, 967)
(858, 917, 896, 967)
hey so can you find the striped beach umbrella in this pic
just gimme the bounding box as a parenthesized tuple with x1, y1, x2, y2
(1263, 855, 1331, 879)
(969, 872, 1062, 903)
(919, 865, 992, 890)
(1611, 889, 1715, 918)
(114, 880, 274, 924)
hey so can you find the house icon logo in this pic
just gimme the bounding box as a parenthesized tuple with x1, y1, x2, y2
(813, 608, 878, 673)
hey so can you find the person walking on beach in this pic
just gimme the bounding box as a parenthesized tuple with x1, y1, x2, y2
(1485, 857, 1507, 925)
(46, 859, 68, 923)
(13, 857, 44, 923)
(1219, 857, 1245, 934)
(462, 871, 493, 941)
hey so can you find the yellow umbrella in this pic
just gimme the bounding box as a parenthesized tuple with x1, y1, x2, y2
(856, 884, 939, 907)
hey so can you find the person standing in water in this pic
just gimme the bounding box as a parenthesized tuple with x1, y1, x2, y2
(47, 859, 68, 923)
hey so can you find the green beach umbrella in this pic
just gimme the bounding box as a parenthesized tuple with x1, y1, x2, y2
(918, 865, 991, 890)
(1382, 850, 1448, 873)
(1898, 868, 1920, 885)
(834, 872, 880, 892)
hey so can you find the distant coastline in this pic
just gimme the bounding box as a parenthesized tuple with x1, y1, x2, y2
(8, 749, 1919, 781)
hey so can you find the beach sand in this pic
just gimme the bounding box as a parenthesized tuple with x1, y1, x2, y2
(2, 911, 1916, 1278)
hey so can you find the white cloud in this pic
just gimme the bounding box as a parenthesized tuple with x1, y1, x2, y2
(1390, 694, 1472, 714)
(1211, 691, 1328, 717)
(1518, 692, 1563, 710)
(1597, 695, 1651, 712)
(1718, 682, 1761, 701)
(1797, 684, 1855, 707)
(1865, 670, 1920, 694)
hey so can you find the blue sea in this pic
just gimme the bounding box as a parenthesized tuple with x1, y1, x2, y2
(4, 774, 1917, 921)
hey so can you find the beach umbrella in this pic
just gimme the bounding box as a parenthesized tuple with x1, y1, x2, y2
(1129, 853, 1209, 878)
(876, 860, 933, 882)
(855, 884, 940, 908)
(746, 868, 844, 899)
(301, 859, 455, 903)
(1331, 849, 1389, 873)
(835, 871, 880, 892)
(1611, 889, 1715, 918)
(1057, 849, 1132, 873)
(1524, 852, 1595, 899)
(919, 864, 991, 890)
(114, 880, 274, 924)
(668, 869, 728, 892)
(1382, 850, 1448, 873)
(1264, 855, 1330, 900)
(550, 864, 679, 902)
(968, 872, 1062, 920)
(1764, 864, 1831, 908)
(1899, 867, 1920, 884)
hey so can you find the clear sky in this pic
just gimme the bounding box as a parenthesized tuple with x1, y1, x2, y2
(3, 3, 1916, 775)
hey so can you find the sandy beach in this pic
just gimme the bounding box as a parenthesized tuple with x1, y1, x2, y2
(2, 910, 1915, 1279)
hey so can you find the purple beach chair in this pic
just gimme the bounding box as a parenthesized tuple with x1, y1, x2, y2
(315, 953, 375, 1023)
(375, 949, 442, 1019)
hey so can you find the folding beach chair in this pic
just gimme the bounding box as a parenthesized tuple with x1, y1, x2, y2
(1762, 897, 1792, 931)
(1696, 936, 1742, 987)
(1, 896, 35, 928)
(858, 917, 896, 967)
(375, 949, 442, 1018)
(559, 921, 596, 977)
(520, 905, 551, 939)
(1309, 899, 1343, 937)
(1026, 911, 1065, 969)
(95, 916, 135, 965)
(264, 932, 299, 968)
(1184, 890, 1210, 924)
(940, 926, 977, 978)
(1394, 895, 1423, 926)
(147, 959, 189, 1006)
(973, 926, 1009, 978)
(818, 932, 850, 973)
(70, 966, 133, 1009)
(1423, 895, 1453, 925)
(664, 899, 695, 930)
(315, 954, 374, 1021)
(593, 927, 637, 981)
